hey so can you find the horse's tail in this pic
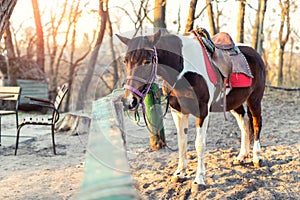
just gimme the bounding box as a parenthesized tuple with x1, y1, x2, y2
(247, 106, 254, 144)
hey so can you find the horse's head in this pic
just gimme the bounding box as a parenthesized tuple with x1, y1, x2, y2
(116, 31, 161, 111)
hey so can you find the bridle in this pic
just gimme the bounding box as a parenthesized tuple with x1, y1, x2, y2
(122, 46, 177, 151)
(123, 46, 158, 112)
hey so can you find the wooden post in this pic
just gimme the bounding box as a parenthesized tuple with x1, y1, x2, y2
(144, 83, 166, 150)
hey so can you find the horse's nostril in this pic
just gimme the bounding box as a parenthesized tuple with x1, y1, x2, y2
(121, 97, 126, 104)
(121, 97, 138, 110)
(128, 97, 138, 110)
(121, 97, 129, 109)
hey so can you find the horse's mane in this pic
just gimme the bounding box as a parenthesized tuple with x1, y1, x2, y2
(156, 34, 183, 57)
(155, 34, 184, 73)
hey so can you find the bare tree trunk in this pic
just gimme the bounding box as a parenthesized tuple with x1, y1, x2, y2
(66, 20, 77, 112)
(176, 6, 181, 34)
(251, 0, 267, 53)
(47, 0, 68, 100)
(251, 1, 260, 49)
(185, 0, 198, 33)
(277, 48, 284, 86)
(64, 0, 80, 112)
(277, 0, 290, 86)
(107, 10, 119, 88)
(236, 0, 246, 43)
(256, 0, 267, 54)
(65, 1, 92, 112)
(287, 37, 294, 85)
(0, 0, 18, 40)
(31, 0, 45, 72)
(154, 0, 166, 32)
(206, 0, 217, 35)
(4, 22, 17, 86)
(76, 0, 108, 110)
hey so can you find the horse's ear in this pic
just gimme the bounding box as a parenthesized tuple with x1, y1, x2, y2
(116, 34, 130, 45)
(149, 30, 161, 45)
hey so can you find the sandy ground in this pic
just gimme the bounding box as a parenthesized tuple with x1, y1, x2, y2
(0, 88, 299, 199)
(125, 88, 300, 199)
(0, 113, 88, 200)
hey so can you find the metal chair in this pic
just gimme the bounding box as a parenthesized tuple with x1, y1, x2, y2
(15, 83, 68, 155)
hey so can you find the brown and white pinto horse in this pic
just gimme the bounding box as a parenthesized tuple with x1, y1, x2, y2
(117, 31, 266, 190)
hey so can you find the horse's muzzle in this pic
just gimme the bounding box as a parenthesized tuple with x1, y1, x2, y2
(121, 96, 138, 111)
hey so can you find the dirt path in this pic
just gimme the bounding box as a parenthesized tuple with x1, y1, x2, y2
(0, 124, 88, 200)
(0, 89, 299, 199)
(125, 88, 300, 199)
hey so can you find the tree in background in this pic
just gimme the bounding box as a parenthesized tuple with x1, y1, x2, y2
(76, 0, 108, 110)
(251, 0, 267, 54)
(107, 8, 119, 89)
(206, 0, 217, 35)
(45, 0, 93, 105)
(46, 0, 69, 100)
(154, 0, 166, 32)
(64, 0, 93, 112)
(277, 0, 290, 86)
(236, 0, 246, 43)
(115, 0, 152, 36)
(0, 0, 18, 40)
(4, 22, 17, 86)
(185, 0, 198, 33)
(31, 0, 45, 72)
(0, 0, 18, 87)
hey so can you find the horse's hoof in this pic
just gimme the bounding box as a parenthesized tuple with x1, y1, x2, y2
(191, 182, 207, 194)
(233, 159, 243, 165)
(253, 159, 262, 168)
(171, 176, 179, 183)
(191, 182, 199, 194)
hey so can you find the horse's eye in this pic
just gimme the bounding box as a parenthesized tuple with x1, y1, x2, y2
(123, 56, 128, 64)
(143, 60, 151, 65)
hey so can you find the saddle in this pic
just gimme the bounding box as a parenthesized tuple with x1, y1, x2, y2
(195, 28, 253, 80)
(192, 28, 253, 118)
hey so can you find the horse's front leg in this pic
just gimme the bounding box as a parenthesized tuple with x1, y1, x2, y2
(193, 116, 209, 186)
(170, 108, 189, 182)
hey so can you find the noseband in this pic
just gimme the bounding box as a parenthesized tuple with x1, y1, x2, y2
(123, 46, 158, 111)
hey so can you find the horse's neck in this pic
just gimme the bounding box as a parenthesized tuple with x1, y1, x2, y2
(157, 62, 181, 87)
(156, 51, 183, 86)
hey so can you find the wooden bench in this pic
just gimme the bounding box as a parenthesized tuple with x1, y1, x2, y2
(0, 86, 22, 145)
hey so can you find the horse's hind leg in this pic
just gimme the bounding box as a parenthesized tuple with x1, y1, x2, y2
(231, 105, 251, 165)
(247, 101, 263, 167)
